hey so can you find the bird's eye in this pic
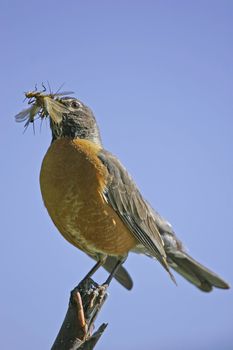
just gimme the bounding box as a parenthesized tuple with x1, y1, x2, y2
(71, 101, 81, 108)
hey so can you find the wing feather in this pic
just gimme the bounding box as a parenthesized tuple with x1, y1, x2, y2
(98, 150, 175, 280)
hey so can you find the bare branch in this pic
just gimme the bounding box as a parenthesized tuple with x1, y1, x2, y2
(51, 278, 108, 350)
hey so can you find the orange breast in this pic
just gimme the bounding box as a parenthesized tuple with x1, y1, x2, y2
(40, 138, 137, 256)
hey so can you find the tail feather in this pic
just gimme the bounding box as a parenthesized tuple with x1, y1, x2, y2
(167, 251, 230, 292)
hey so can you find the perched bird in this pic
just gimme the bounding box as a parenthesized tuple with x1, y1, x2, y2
(16, 91, 230, 292)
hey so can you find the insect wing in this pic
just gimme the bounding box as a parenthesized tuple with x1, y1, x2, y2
(29, 104, 41, 120)
(43, 97, 69, 123)
(53, 91, 74, 97)
(15, 104, 40, 123)
(15, 106, 33, 122)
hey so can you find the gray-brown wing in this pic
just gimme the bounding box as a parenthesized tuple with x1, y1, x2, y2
(98, 150, 174, 278)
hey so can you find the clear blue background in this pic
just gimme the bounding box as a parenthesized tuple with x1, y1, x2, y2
(1, 1, 232, 349)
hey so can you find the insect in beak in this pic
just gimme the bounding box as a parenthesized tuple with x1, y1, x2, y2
(15, 87, 73, 129)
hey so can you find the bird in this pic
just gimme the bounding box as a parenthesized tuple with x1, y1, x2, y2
(16, 90, 230, 292)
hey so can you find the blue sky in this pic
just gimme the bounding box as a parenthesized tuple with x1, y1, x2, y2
(1, 1, 232, 349)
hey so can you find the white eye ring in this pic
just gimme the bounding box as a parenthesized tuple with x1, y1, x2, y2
(71, 101, 81, 108)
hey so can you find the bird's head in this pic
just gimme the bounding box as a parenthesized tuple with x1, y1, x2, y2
(15, 90, 102, 145)
(50, 97, 102, 145)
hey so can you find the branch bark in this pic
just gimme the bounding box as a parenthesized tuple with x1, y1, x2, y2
(51, 278, 108, 350)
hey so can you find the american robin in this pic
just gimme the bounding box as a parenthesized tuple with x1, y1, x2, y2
(16, 91, 230, 292)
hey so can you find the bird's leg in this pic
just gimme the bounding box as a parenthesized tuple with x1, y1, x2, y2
(103, 256, 127, 287)
(80, 257, 108, 309)
(82, 256, 107, 281)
